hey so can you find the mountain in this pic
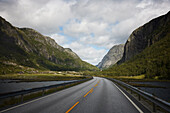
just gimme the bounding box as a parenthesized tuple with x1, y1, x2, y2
(0, 16, 98, 74)
(119, 11, 170, 64)
(103, 11, 170, 79)
(97, 44, 124, 69)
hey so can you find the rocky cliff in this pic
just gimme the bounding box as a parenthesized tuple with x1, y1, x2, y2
(97, 44, 124, 69)
(104, 11, 170, 79)
(119, 11, 170, 63)
(0, 16, 98, 72)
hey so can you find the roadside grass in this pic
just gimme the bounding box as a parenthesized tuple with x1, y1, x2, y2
(112, 74, 145, 80)
(0, 73, 88, 82)
(0, 78, 91, 110)
(101, 74, 169, 88)
(101, 74, 170, 82)
(127, 83, 166, 88)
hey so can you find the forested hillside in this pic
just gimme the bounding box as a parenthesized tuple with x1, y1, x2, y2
(101, 12, 170, 79)
(0, 16, 98, 74)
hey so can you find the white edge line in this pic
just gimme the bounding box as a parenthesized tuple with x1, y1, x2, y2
(0, 79, 95, 113)
(113, 83, 144, 113)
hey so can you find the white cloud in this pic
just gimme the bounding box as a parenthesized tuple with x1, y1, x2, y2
(0, 0, 169, 65)
(50, 34, 67, 45)
(63, 42, 107, 65)
(79, 35, 116, 49)
(0, 0, 75, 34)
(136, 0, 153, 8)
(63, 19, 108, 38)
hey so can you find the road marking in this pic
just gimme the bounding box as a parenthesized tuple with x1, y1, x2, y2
(84, 88, 93, 97)
(65, 101, 79, 113)
(113, 83, 144, 113)
(0, 79, 95, 113)
(94, 83, 98, 87)
(90, 88, 93, 93)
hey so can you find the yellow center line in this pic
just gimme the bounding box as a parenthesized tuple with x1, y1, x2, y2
(83, 90, 90, 97)
(65, 101, 79, 113)
(66, 80, 100, 113)
(94, 83, 98, 87)
(90, 88, 93, 93)
(84, 88, 93, 97)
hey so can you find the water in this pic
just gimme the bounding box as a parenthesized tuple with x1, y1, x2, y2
(0, 79, 77, 94)
(131, 81, 170, 102)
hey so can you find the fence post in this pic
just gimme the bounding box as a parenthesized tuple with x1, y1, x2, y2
(42, 89, 45, 96)
(21, 94, 24, 103)
(138, 94, 141, 101)
(153, 102, 156, 112)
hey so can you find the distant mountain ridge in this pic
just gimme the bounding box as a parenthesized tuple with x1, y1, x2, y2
(0, 16, 98, 74)
(97, 44, 124, 69)
(103, 11, 170, 79)
(119, 11, 170, 64)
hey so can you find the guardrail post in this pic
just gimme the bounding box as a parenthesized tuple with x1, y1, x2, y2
(138, 94, 141, 101)
(42, 89, 45, 96)
(21, 94, 24, 103)
(105, 77, 170, 113)
(131, 89, 133, 94)
(152, 102, 156, 112)
(125, 87, 128, 91)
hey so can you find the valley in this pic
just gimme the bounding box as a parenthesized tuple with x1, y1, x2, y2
(0, 6, 169, 113)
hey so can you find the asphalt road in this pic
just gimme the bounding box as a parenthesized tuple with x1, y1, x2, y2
(1, 77, 149, 113)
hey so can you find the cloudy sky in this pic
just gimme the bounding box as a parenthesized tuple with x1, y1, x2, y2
(0, 0, 169, 65)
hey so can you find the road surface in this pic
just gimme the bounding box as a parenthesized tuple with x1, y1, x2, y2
(1, 77, 149, 113)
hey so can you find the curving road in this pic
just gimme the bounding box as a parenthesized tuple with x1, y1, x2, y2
(1, 77, 150, 113)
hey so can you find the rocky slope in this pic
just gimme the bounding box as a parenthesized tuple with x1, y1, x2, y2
(119, 11, 170, 63)
(0, 16, 98, 73)
(97, 44, 124, 69)
(104, 11, 170, 79)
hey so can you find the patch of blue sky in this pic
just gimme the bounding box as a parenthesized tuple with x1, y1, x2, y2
(114, 21, 119, 25)
(59, 26, 63, 31)
(106, 21, 120, 32)
(75, 18, 81, 23)
(90, 33, 95, 37)
(58, 33, 76, 44)
(64, 18, 81, 25)
(91, 45, 107, 50)
(109, 21, 119, 27)
(58, 32, 65, 36)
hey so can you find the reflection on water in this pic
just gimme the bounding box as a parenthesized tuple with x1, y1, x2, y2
(0, 79, 77, 94)
(131, 81, 170, 102)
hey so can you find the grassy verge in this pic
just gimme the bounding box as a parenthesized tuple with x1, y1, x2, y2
(0, 73, 89, 82)
(0, 78, 92, 109)
(127, 83, 166, 88)
(101, 74, 169, 88)
(101, 74, 170, 81)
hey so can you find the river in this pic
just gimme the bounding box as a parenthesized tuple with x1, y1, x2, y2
(130, 81, 170, 102)
(0, 79, 77, 94)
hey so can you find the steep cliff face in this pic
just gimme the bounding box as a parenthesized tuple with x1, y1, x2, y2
(0, 16, 98, 72)
(97, 44, 124, 69)
(119, 11, 170, 63)
(104, 11, 170, 79)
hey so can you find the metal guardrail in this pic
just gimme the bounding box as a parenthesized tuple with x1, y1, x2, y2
(106, 78, 170, 112)
(0, 78, 92, 102)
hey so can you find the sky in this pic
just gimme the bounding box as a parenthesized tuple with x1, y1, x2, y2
(0, 0, 169, 65)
